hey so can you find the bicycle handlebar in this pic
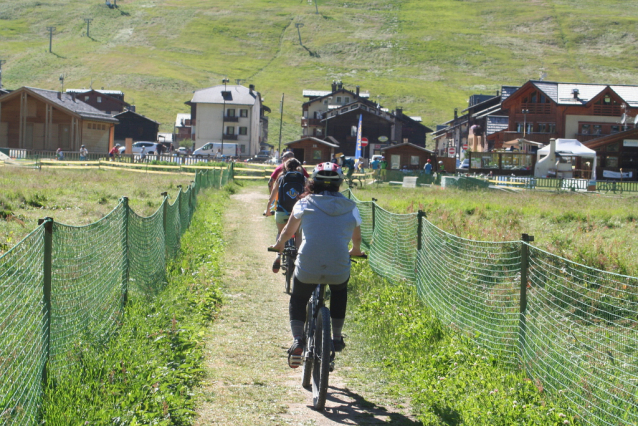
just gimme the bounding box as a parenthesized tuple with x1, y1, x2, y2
(267, 247, 367, 259)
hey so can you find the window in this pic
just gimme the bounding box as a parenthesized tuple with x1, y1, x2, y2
(593, 124, 602, 135)
(345, 97, 350, 104)
(606, 156, 619, 168)
(324, 100, 328, 105)
(240, 109, 248, 117)
(227, 109, 235, 117)
(538, 123, 547, 133)
(313, 150, 322, 160)
(611, 125, 620, 134)
(607, 142, 619, 152)
(97, 96, 102, 103)
(336, 96, 341, 103)
(547, 123, 556, 133)
(390, 154, 401, 170)
(240, 145, 246, 153)
(84, 96, 89, 101)
(226, 126, 234, 135)
(410, 155, 419, 166)
(105, 111, 110, 115)
(581, 124, 590, 135)
(239, 127, 247, 135)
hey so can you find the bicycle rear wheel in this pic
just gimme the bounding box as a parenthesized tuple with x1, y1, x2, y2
(311, 306, 331, 410)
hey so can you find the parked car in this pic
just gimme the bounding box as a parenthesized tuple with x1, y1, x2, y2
(175, 147, 189, 155)
(458, 159, 470, 170)
(117, 141, 159, 155)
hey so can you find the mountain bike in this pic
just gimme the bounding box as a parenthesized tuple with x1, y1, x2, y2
(597, 180, 624, 194)
(275, 250, 367, 410)
(280, 237, 297, 294)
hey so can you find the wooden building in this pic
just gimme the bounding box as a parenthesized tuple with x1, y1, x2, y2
(585, 127, 638, 181)
(113, 110, 160, 146)
(380, 142, 435, 170)
(66, 89, 129, 115)
(0, 87, 118, 152)
(284, 137, 339, 165)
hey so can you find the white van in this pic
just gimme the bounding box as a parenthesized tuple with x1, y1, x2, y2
(193, 142, 238, 157)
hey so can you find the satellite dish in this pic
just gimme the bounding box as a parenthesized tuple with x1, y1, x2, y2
(634, 115, 638, 126)
(621, 113, 627, 124)
(539, 72, 547, 81)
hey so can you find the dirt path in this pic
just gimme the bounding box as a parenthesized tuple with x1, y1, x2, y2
(194, 185, 418, 425)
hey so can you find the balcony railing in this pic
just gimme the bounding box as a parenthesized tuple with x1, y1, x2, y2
(223, 116, 239, 122)
(593, 105, 622, 116)
(223, 134, 238, 140)
(301, 118, 322, 127)
(501, 132, 557, 144)
(520, 103, 554, 115)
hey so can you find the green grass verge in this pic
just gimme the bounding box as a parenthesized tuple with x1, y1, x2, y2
(40, 185, 234, 425)
(348, 261, 579, 425)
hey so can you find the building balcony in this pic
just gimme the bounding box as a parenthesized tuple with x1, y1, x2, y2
(301, 118, 322, 127)
(223, 134, 238, 140)
(519, 103, 554, 115)
(224, 116, 239, 122)
(501, 132, 557, 144)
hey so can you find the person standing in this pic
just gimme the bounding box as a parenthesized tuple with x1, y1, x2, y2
(423, 158, 432, 175)
(79, 145, 88, 161)
(56, 148, 64, 161)
(379, 156, 388, 181)
(109, 144, 120, 161)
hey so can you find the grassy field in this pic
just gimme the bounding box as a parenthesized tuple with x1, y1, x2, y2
(351, 185, 638, 276)
(1, 0, 638, 146)
(0, 166, 196, 254)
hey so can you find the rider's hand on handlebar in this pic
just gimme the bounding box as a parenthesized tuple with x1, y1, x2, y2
(269, 240, 285, 253)
(264, 209, 272, 217)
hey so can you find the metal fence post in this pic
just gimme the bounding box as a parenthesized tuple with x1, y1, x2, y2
(371, 198, 377, 231)
(38, 217, 53, 384)
(519, 233, 534, 360)
(121, 197, 130, 306)
(417, 210, 425, 251)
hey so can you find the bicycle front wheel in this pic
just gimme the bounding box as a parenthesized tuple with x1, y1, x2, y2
(285, 255, 294, 294)
(301, 302, 314, 388)
(312, 306, 331, 410)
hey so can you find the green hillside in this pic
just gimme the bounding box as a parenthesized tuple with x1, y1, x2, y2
(1, 0, 637, 145)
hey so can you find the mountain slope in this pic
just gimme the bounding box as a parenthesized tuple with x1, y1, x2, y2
(1, 0, 637, 143)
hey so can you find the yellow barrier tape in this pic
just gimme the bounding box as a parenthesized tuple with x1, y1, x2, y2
(99, 165, 196, 176)
(40, 160, 101, 165)
(233, 176, 269, 180)
(39, 165, 99, 170)
(98, 161, 183, 170)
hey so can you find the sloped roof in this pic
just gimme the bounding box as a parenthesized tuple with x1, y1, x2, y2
(380, 142, 433, 154)
(303, 89, 370, 99)
(523, 81, 638, 107)
(2, 87, 119, 123)
(113, 109, 160, 125)
(67, 88, 124, 96)
(191, 84, 258, 105)
(501, 86, 520, 102)
(285, 137, 339, 148)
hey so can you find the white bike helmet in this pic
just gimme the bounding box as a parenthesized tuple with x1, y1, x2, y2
(311, 162, 345, 185)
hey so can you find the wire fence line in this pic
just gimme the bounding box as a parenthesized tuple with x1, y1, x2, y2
(0, 165, 233, 425)
(344, 189, 638, 425)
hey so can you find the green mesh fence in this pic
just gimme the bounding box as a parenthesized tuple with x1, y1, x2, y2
(369, 206, 418, 285)
(525, 245, 638, 424)
(344, 188, 638, 425)
(0, 165, 233, 425)
(0, 227, 45, 426)
(417, 220, 521, 361)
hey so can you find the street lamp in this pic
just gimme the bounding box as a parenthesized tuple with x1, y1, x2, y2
(522, 108, 529, 137)
(221, 77, 229, 159)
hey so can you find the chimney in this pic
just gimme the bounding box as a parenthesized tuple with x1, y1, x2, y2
(496, 90, 500, 96)
(331, 81, 337, 92)
(337, 81, 343, 90)
(57, 92, 62, 100)
(71, 92, 76, 102)
(454, 108, 458, 119)
(128, 105, 136, 112)
(572, 88, 579, 99)
(356, 86, 360, 97)
(249, 84, 255, 94)
(395, 107, 403, 117)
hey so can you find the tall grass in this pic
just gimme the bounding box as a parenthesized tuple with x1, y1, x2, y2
(352, 186, 638, 276)
(40, 186, 229, 424)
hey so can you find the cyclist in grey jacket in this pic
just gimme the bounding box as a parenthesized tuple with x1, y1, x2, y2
(270, 162, 364, 368)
